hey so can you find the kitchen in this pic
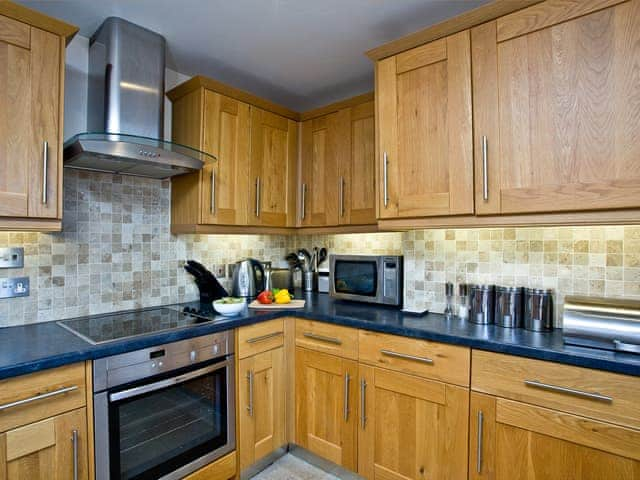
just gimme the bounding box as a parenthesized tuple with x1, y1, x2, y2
(0, 0, 639, 479)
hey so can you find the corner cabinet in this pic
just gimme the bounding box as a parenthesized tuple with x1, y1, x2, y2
(299, 95, 376, 228)
(376, 30, 474, 219)
(472, 0, 640, 216)
(0, 5, 76, 231)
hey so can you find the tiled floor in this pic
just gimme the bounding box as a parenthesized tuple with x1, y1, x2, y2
(250, 454, 341, 480)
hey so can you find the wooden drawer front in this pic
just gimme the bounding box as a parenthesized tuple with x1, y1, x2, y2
(472, 350, 640, 429)
(0, 363, 86, 433)
(238, 319, 285, 359)
(183, 451, 236, 480)
(359, 330, 470, 387)
(295, 319, 358, 360)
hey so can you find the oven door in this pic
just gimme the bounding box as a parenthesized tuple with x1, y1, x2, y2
(330, 255, 383, 304)
(96, 357, 235, 480)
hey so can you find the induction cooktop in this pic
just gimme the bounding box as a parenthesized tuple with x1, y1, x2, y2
(57, 305, 220, 345)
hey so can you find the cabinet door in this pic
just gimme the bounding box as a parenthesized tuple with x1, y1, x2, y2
(0, 19, 60, 219)
(343, 102, 375, 225)
(470, 392, 640, 480)
(201, 91, 250, 225)
(377, 30, 473, 219)
(0, 407, 88, 479)
(299, 113, 340, 227)
(238, 347, 286, 473)
(249, 107, 297, 227)
(358, 365, 468, 480)
(295, 347, 357, 471)
(472, 0, 640, 215)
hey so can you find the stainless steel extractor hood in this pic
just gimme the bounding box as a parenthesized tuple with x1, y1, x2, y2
(64, 17, 213, 179)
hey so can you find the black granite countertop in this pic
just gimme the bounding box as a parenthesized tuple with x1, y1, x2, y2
(1, 292, 639, 380)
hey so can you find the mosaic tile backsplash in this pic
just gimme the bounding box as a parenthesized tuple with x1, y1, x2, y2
(0, 170, 638, 327)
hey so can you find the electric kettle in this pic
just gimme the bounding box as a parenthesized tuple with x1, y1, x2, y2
(231, 258, 265, 298)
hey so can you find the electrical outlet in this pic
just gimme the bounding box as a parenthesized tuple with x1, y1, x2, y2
(0, 277, 30, 299)
(214, 264, 226, 278)
(0, 248, 24, 269)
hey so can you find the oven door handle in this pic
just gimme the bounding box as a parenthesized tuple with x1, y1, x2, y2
(109, 358, 232, 402)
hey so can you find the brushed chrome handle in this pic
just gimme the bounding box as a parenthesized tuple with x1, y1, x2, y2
(383, 151, 389, 207)
(380, 349, 433, 365)
(0, 385, 78, 412)
(42, 140, 48, 204)
(72, 429, 79, 480)
(339, 176, 345, 217)
(303, 332, 342, 345)
(482, 135, 488, 201)
(301, 183, 307, 220)
(255, 177, 261, 217)
(246, 331, 284, 344)
(476, 411, 484, 474)
(210, 169, 216, 213)
(360, 378, 367, 429)
(247, 370, 254, 416)
(524, 379, 612, 403)
(343, 372, 350, 421)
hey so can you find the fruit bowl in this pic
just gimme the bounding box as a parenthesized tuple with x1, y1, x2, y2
(213, 297, 246, 316)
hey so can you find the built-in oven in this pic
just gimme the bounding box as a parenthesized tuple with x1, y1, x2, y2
(329, 254, 403, 306)
(93, 331, 235, 480)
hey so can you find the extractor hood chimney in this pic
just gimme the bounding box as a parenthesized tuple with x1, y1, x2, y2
(63, 17, 213, 179)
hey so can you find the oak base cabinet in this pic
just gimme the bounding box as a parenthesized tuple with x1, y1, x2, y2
(238, 347, 286, 474)
(470, 392, 640, 480)
(295, 347, 358, 471)
(358, 365, 468, 480)
(0, 407, 88, 480)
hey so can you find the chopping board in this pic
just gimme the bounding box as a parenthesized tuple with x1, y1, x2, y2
(249, 299, 306, 309)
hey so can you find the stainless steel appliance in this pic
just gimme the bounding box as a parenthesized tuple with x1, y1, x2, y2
(495, 286, 524, 328)
(329, 254, 403, 306)
(470, 285, 495, 324)
(64, 17, 213, 178)
(563, 296, 640, 354)
(93, 332, 235, 480)
(231, 258, 265, 298)
(524, 288, 554, 331)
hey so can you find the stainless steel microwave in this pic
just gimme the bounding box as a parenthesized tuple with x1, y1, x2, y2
(329, 254, 403, 306)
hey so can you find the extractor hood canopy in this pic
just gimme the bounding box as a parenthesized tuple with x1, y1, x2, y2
(63, 17, 213, 179)
(64, 132, 215, 179)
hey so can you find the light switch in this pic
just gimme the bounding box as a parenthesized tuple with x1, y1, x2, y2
(0, 248, 24, 269)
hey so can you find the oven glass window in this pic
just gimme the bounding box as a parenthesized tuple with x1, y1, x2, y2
(110, 365, 228, 480)
(334, 260, 378, 297)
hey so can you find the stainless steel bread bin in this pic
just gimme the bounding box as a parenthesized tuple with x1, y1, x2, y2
(563, 296, 640, 354)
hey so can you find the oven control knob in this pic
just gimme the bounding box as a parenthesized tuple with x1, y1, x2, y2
(151, 362, 156, 368)
(158, 361, 163, 367)
(212, 344, 219, 354)
(190, 350, 197, 362)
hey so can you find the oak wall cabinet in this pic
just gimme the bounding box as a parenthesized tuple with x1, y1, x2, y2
(376, 30, 474, 220)
(472, 0, 640, 216)
(299, 94, 376, 228)
(168, 77, 298, 233)
(0, 3, 77, 232)
(470, 351, 640, 480)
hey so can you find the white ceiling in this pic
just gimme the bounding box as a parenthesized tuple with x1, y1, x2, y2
(18, 0, 489, 111)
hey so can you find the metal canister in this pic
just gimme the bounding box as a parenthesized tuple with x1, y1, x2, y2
(524, 288, 554, 331)
(470, 285, 495, 324)
(494, 286, 524, 328)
